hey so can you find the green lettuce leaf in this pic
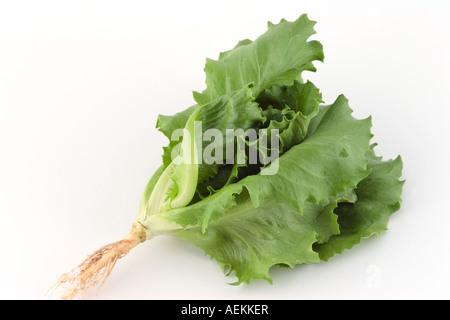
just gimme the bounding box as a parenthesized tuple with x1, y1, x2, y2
(193, 14, 324, 106)
(172, 199, 340, 284)
(157, 106, 197, 170)
(314, 145, 405, 261)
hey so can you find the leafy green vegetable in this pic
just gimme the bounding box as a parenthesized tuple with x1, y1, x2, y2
(314, 144, 405, 261)
(136, 14, 404, 284)
(193, 14, 324, 105)
(55, 14, 404, 298)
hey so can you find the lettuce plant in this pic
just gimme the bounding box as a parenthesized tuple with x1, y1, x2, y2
(53, 14, 404, 299)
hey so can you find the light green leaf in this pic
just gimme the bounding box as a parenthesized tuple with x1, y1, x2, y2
(157, 105, 197, 169)
(157, 86, 265, 185)
(193, 14, 324, 106)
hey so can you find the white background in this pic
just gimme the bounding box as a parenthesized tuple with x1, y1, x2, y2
(1, 0, 449, 300)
